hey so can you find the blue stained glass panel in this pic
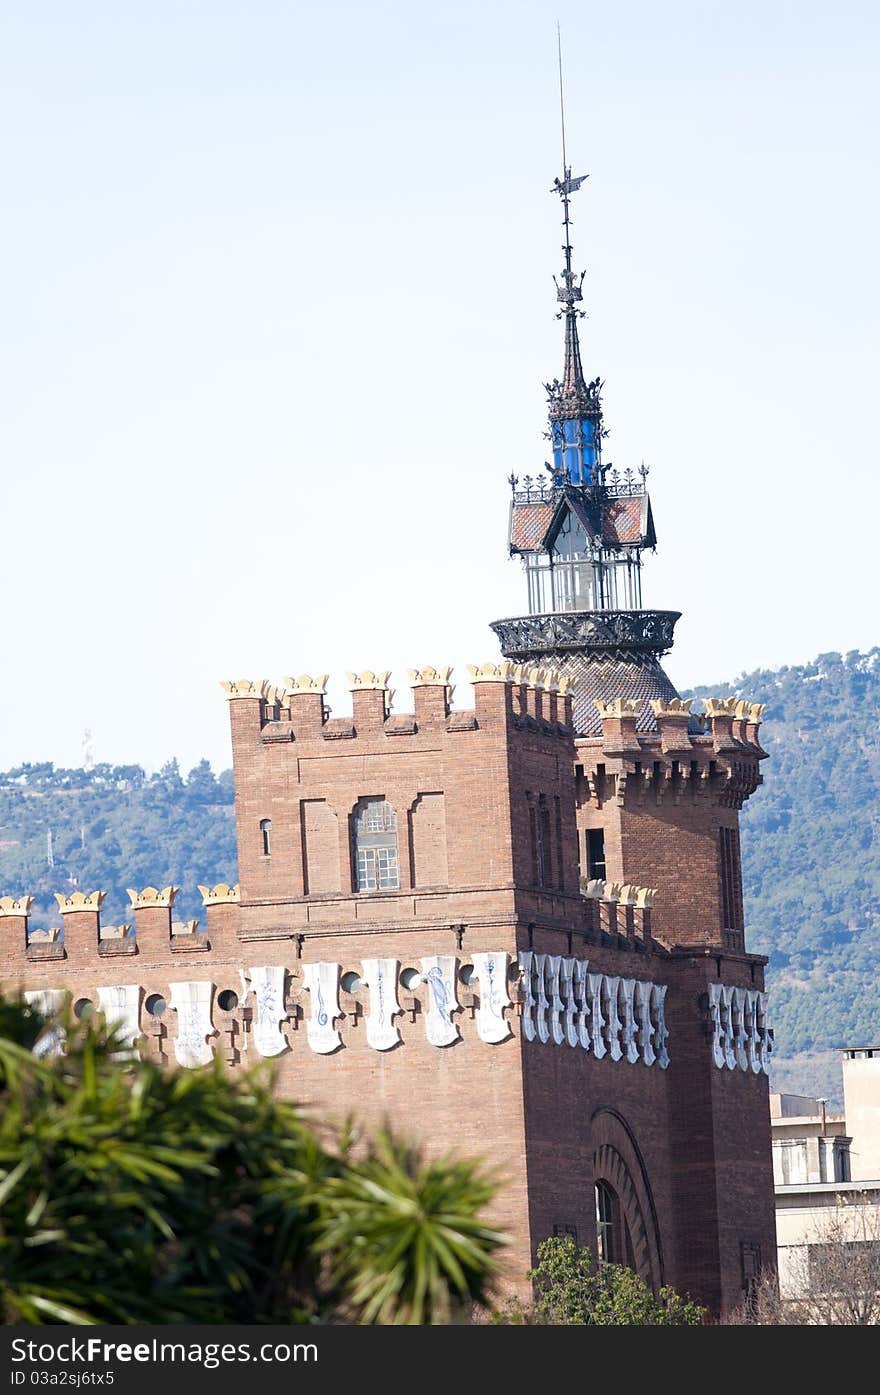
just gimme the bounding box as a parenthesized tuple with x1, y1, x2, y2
(564, 446, 580, 478)
(553, 446, 564, 472)
(563, 419, 579, 443)
(552, 424, 564, 447)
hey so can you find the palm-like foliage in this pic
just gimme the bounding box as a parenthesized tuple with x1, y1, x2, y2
(0, 1005, 323, 1323)
(310, 1129, 505, 1324)
(0, 995, 503, 1324)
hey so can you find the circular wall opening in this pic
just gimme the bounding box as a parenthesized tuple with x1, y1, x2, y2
(217, 989, 239, 1012)
(400, 967, 422, 990)
(145, 993, 166, 1018)
(459, 964, 476, 986)
(73, 998, 94, 1020)
(341, 971, 362, 994)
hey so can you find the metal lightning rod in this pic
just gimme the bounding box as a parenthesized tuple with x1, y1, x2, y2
(556, 22, 576, 286)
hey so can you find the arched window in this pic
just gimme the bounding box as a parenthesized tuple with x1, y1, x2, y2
(352, 798, 399, 892)
(260, 819, 272, 856)
(595, 1180, 621, 1264)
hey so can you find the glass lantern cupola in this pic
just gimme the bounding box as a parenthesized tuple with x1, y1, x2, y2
(491, 138, 684, 737)
(503, 160, 658, 625)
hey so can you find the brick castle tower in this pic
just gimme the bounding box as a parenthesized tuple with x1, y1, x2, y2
(0, 155, 776, 1319)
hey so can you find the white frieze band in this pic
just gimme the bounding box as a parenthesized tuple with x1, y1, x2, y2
(708, 982, 770, 1075)
(518, 956, 669, 1068)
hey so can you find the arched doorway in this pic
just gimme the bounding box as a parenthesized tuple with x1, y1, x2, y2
(591, 1107, 664, 1292)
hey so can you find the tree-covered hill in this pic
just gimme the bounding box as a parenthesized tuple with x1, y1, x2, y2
(688, 648, 880, 1107)
(1, 648, 877, 1105)
(0, 759, 237, 932)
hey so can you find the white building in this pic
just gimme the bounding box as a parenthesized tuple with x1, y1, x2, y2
(772, 1048, 880, 1301)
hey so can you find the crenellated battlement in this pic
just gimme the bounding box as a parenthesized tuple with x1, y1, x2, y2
(0, 896, 34, 917)
(0, 873, 674, 975)
(221, 663, 577, 744)
(577, 693, 768, 811)
(571, 692, 768, 953)
(0, 880, 251, 977)
(223, 662, 586, 920)
(197, 883, 240, 906)
(127, 886, 178, 909)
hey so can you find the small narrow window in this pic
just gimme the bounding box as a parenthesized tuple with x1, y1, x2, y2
(538, 796, 552, 887)
(587, 828, 606, 880)
(719, 826, 744, 934)
(260, 819, 272, 856)
(528, 798, 540, 884)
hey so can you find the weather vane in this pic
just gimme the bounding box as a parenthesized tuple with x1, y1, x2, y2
(552, 24, 589, 315)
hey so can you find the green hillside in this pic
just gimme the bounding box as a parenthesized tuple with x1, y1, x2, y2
(688, 648, 880, 1107)
(0, 759, 237, 932)
(1, 649, 877, 1106)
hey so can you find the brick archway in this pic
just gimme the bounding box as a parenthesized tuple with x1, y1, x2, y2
(591, 1107, 664, 1292)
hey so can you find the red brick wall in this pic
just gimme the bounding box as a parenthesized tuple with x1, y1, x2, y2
(0, 676, 776, 1318)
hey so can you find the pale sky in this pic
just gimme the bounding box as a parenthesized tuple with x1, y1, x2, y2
(1, 0, 878, 774)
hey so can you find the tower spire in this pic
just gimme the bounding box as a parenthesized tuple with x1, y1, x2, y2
(546, 28, 598, 440)
(493, 39, 675, 738)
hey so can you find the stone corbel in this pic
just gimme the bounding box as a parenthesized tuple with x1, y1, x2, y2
(518, 950, 536, 1042)
(635, 979, 656, 1066)
(560, 957, 579, 1047)
(733, 986, 749, 1070)
(708, 982, 725, 1069)
(587, 973, 606, 1059)
(574, 960, 591, 1049)
(534, 952, 550, 1044)
(620, 978, 639, 1064)
(745, 990, 761, 1074)
(546, 955, 565, 1046)
(604, 975, 623, 1061)
(652, 983, 670, 1069)
(720, 984, 737, 1069)
(757, 992, 772, 1075)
